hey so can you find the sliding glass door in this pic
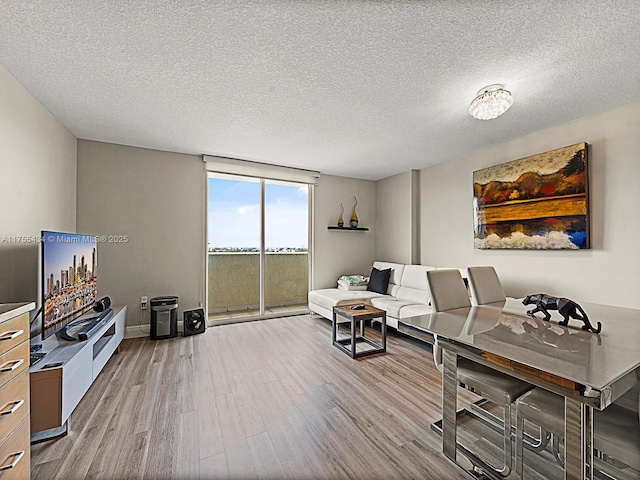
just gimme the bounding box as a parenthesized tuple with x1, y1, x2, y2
(207, 174, 310, 323)
(207, 176, 261, 321)
(264, 181, 309, 315)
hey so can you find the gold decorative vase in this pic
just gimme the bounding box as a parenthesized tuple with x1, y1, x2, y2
(338, 203, 344, 227)
(350, 196, 358, 228)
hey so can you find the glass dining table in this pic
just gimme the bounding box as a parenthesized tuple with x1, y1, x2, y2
(398, 298, 640, 480)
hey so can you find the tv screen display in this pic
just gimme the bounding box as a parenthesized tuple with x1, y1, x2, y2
(41, 231, 97, 339)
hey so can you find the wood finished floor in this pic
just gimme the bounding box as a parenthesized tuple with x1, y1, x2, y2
(31, 314, 472, 480)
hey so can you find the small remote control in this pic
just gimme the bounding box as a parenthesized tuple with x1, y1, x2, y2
(43, 362, 64, 369)
(351, 304, 365, 310)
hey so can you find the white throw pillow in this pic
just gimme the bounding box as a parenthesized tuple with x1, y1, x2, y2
(337, 279, 368, 291)
(338, 275, 368, 286)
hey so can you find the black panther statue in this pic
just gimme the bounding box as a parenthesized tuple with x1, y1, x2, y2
(522, 294, 602, 333)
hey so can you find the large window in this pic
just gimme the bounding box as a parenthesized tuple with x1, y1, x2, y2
(207, 174, 310, 323)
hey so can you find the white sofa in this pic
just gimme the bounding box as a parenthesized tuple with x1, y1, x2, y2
(308, 261, 467, 329)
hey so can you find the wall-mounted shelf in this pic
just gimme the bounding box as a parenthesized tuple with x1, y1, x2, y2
(328, 226, 369, 231)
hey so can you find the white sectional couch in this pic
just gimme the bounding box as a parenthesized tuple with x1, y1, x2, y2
(308, 261, 467, 329)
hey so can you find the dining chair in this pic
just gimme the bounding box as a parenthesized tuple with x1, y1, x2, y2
(515, 384, 640, 479)
(427, 269, 533, 476)
(514, 388, 564, 479)
(467, 265, 551, 452)
(467, 265, 506, 305)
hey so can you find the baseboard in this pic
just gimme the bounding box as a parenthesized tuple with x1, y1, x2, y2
(125, 326, 148, 339)
(125, 321, 184, 339)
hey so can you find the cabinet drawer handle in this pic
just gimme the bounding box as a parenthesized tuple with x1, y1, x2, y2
(0, 359, 24, 372)
(0, 451, 24, 470)
(0, 330, 23, 341)
(0, 400, 24, 416)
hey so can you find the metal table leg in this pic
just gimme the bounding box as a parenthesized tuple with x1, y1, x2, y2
(332, 310, 337, 345)
(381, 311, 387, 350)
(442, 348, 458, 462)
(351, 316, 356, 358)
(565, 397, 593, 480)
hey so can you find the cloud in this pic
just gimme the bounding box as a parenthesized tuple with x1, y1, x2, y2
(208, 177, 309, 248)
(209, 201, 308, 248)
(237, 204, 259, 216)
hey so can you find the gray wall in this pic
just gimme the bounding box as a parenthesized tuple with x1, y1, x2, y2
(76, 140, 205, 330)
(76, 143, 376, 329)
(312, 174, 377, 289)
(0, 64, 77, 305)
(418, 99, 640, 309)
(375, 171, 413, 264)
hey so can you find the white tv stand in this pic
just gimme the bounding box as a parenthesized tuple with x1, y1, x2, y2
(29, 305, 127, 442)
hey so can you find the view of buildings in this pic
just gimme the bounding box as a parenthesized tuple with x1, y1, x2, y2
(207, 246, 307, 253)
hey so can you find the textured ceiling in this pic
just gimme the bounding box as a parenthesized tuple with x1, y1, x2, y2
(2, 1, 640, 180)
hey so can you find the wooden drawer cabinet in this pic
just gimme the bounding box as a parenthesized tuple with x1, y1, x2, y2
(0, 303, 34, 480)
(0, 342, 28, 389)
(0, 315, 28, 359)
(0, 416, 29, 480)
(0, 371, 29, 443)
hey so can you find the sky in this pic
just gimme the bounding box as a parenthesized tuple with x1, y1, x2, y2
(207, 177, 309, 249)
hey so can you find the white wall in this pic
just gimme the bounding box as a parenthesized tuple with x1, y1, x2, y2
(313, 174, 377, 289)
(0, 64, 77, 304)
(76, 141, 205, 329)
(419, 100, 640, 309)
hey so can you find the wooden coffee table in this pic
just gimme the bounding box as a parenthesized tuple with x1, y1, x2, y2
(332, 304, 386, 358)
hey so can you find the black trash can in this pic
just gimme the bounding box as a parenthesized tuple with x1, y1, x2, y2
(150, 296, 178, 339)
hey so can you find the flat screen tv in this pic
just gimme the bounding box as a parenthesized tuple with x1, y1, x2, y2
(41, 230, 97, 340)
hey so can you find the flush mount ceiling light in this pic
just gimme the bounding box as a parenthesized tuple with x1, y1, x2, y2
(469, 84, 513, 120)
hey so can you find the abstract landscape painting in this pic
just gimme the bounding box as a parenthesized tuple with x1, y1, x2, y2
(473, 143, 589, 249)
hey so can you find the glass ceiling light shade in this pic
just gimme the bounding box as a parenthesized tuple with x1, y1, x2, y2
(469, 84, 513, 120)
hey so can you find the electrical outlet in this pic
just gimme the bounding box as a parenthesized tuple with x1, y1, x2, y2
(141, 296, 148, 310)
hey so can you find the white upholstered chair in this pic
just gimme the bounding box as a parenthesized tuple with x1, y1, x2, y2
(426, 269, 533, 476)
(467, 265, 506, 305)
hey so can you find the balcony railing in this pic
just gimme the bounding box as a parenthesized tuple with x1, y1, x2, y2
(208, 252, 309, 317)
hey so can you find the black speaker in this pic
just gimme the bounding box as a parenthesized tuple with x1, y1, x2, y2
(183, 308, 206, 336)
(93, 296, 111, 312)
